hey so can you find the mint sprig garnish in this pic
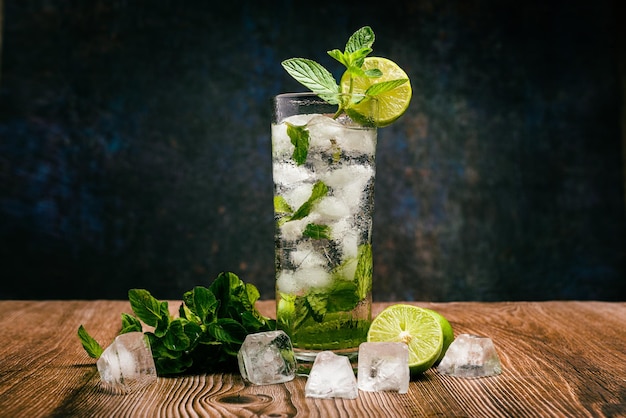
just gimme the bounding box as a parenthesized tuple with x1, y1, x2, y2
(281, 26, 407, 116)
(281, 59, 339, 99)
(327, 25, 377, 80)
(78, 272, 276, 375)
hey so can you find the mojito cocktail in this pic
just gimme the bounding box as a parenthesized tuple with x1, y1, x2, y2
(272, 93, 377, 361)
(272, 26, 412, 364)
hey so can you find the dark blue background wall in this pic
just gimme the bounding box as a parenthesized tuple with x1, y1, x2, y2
(1, 0, 625, 301)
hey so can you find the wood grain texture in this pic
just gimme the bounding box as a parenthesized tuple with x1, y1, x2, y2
(0, 301, 624, 417)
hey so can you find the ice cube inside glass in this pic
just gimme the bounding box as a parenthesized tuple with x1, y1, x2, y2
(357, 342, 409, 393)
(237, 330, 297, 385)
(96, 332, 157, 394)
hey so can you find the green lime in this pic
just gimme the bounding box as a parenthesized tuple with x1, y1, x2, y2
(424, 308, 454, 365)
(367, 304, 443, 375)
(340, 57, 412, 127)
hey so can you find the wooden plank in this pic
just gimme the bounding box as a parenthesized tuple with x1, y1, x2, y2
(0, 301, 624, 417)
(413, 301, 626, 417)
(0, 301, 129, 416)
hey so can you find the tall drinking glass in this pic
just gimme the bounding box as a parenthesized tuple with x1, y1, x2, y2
(271, 92, 378, 367)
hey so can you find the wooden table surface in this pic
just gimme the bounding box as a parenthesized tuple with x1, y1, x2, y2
(0, 300, 624, 417)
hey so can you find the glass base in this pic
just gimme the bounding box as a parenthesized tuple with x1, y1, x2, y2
(294, 347, 359, 375)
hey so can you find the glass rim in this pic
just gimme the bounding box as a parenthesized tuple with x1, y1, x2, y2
(273, 92, 378, 127)
(275, 92, 371, 100)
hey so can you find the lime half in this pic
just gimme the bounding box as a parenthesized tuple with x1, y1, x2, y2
(341, 57, 412, 127)
(367, 304, 443, 375)
(424, 308, 454, 365)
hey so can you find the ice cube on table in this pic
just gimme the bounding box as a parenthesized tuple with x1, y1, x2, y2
(97, 332, 157, 394)
(357, 342, 409, 394)
(305, 351, 358, 399)
(237, 330, 297, 385)
(437, 333, 502, 378)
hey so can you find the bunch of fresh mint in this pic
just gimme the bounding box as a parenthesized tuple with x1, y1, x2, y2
(282, 26, 407, 114)
(78, 272, 276, 375)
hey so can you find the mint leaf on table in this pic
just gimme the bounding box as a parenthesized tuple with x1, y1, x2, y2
(209, 272, 260, 323)
(128, 288, 170, 337)
(120, 313, 142, 333)
(182, 285, 219, 324)
(77, 325, 104, 359)
(207, 318, 247, 347)
(162, 319, 190, 351)
(77, 271, 276, 376)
